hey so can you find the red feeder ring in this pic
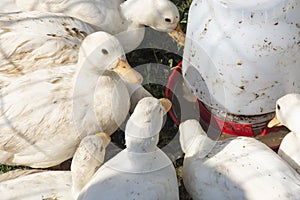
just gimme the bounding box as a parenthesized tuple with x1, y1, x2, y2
(165, 62, 284, 149)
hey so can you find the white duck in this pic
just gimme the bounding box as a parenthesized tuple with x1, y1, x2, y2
(77, 97, 179, 200)
(268, 93, 300, 173)
(14, 0, 185, 51)
(0, 133, 110, 200)
(0, 31, 142, 168)
(179, 119, 300, 200)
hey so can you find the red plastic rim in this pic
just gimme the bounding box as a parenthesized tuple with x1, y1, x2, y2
(165, 62, 280, 138)
(165, 62, 183, 126)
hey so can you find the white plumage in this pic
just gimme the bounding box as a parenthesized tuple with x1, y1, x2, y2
(179, 119, 300, 200)
(0, 134, 110, 200)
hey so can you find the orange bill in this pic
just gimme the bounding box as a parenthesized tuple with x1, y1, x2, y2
(95, 132, 111, 147)
(113, 59, 143, 84)
(267, 116, 282, 128)
(168, 23, 185, 46)
(159, 98, 172, 115)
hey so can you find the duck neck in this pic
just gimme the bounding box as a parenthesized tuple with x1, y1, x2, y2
(125, 135, 159, 153)
(184, 136, 201, 158)
(72, 58, 111, 138)
(115, 22, 145, 52)
(74, 57, 107, 94)
(118, 0, 149, 51)
(286, 109, 300, 140)
(120, 0, 151, 26)
(291, 131, 300, 140)
(71, 139, 105, 198)
(185, 135, 215, 158)
(71, 168, 92, 199)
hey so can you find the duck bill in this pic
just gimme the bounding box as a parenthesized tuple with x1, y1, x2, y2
(267, 116, 283, 128)
(159, 98, 172, 115)
(95, 133, 111, 148)
(113, 59, 143, 84)
(168, 24, 185, 46)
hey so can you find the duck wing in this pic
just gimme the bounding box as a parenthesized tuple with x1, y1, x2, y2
(0, 66, 76, 167)
(16, 0, 127, 33)
(0, 11, 94, 76)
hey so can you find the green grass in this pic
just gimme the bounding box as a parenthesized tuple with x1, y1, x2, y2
(0, 165, 16, 173)
(0, 165, 28, 174)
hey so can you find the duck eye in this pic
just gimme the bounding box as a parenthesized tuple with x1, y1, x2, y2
(164, 18, 172, 23)
(101, 49, 109, 55)
(277, 104, 281, 110)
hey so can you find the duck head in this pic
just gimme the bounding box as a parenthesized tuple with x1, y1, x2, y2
(268, 93, 300, 134)
(120, 0, 185, 46)
(78, 31, 143, 83)
(125, 97, 172, 153)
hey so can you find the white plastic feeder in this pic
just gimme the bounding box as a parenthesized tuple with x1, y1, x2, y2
(183, 0, 300, 126)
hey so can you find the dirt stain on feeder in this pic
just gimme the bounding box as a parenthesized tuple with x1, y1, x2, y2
(199, 19, 212, 39)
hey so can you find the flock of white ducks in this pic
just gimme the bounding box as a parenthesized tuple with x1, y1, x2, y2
(0, 0, 188, 169)
(0, 0, 185, 81)
(0, 0, 299, 199)
(0, 97, 177, 200)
